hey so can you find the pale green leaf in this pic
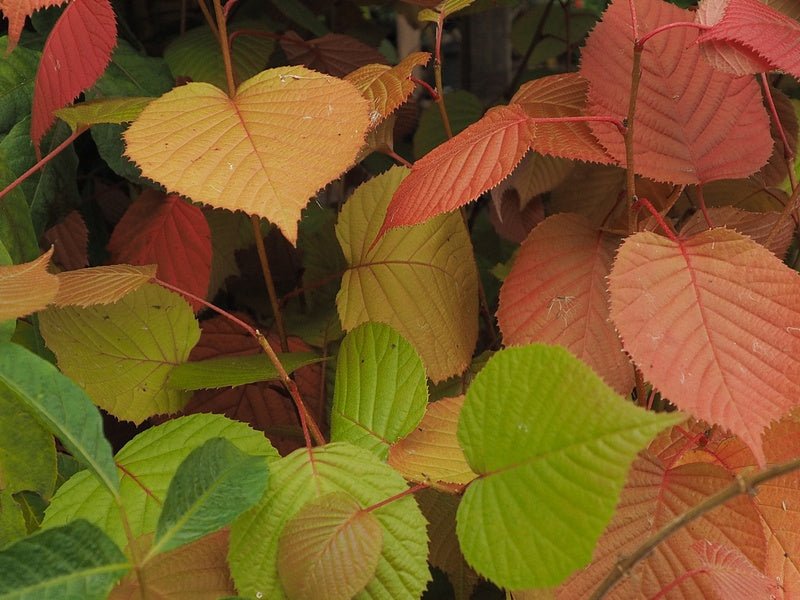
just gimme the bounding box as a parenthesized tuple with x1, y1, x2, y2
(336, 166, 479, 383)
(0, 343, 118, 497)
(0, 490, 26, 549)
(39, 284, 200, 424)
(229, 442, 430, 599)
(168, 352, 322, 391)
(55, 98, 152, 131)
(456, 344, 685, 589)
(0, 519, 129, 599)
(331, 322, 427, 459)
(43, 414, 278, 550)
(153, 437, 268, 555)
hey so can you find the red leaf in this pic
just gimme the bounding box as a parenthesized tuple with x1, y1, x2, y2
(107, 190, 211, 312)
(692, 540, 779, 600)
(497, 214, 634, 395)
(42, 210, 88, 271)
(380, 104, 533, 234)
(0, 0, 66, 52)
(580, 0, 772, 184)
(697, 0, 800, 79)
(31, 0, 116, 150)
(608, 228, 800, 466)
(279, 31, 387, 78)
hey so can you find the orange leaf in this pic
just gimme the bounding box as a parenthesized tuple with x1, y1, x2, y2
(0, 247, 58, 320)
(42, 210, 88, 271)
(581, 0, 772, 184)
(380, 104, 533, 233)
(53, 264, 156, 307)
(498, 214, 634, 395)
(0, 0, 66, 53)
(692, 540, 779, 600)
(107, 191, 211, 312)
(280, 31, 388, 77)
(123, 67, 369, 244)
(608, 228, 800, 465)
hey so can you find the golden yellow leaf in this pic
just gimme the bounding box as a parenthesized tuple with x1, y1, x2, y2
(0, 247, 58, 321)
(53, 264, 157, 307)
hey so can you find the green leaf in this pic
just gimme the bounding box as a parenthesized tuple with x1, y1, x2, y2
(0, 519, 128, 599)
(297, 203, 347, 311)
(168, 352, 323, 391)
(0, 37, 38, 134)
(0, 240, 13, 342)
(0, 342, 119, 497)
(164, 21, 275, 90)
(54, 98, 152, 131)
(43, 413, 278, 549)
(413, 90, 482, 159)
(229, 442, 430, 599)
(0, 172, 38, 263)
(456, 344, 684, 589)
(269, 0, 328, 36)
(153, 437, 269, 555)
(0, 490, 26, 549)
(331, 322, 428, 459)
(39, 283, 201, 424)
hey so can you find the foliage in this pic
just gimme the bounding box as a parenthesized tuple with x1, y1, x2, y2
(0, 0, 799, 598)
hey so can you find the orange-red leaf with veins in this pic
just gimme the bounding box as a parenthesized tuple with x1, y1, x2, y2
(0, 0, 66, 52)
(697, 0, 800, 78)
(608, 228, 800, 466)
(498, 214, 633, 395)
(42, 210, 88, 271)
(581, 0, 772, 184)
(107, 190, 211, 312)
(280, 31, 387, 77)
(380, 104, 533, 234)
(31, 0, 116, 150)
(692, 539, 779, 600)
(178, 313, 325, 456)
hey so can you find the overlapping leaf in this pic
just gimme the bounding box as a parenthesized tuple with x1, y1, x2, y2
(31, 0, 117, 149)
(279, 31, 387, 77)
(679, 206, 794, 257)
(42, 211, 88, 271)
(0, 0, 65, 52)
(53, 264, 157, 307)
(608, 228, 800, 465)
(497, 214, 633, 395)
(581, 0, 772, 184)
(336, 167, 479, 383)
(413, 90, 483, 159)
(0, 36, 39, 132)
(229, 442, 430, 599)
(692, 540, 778, 599)
(0, 247, 58, 321)
(38, 283, 200, 423)
(54, 97, 151, 131)
(124, 66, 369, 244)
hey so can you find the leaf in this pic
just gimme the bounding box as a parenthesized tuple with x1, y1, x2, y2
(31, 0, 117, 149)
(490, 152, 574, 210)
(697, 0, 800, 78)
(759, 86, 799, 187)
(336, 166, 479, 383)
(345, 52, 431, 127)
(388, 395, 476, 489)
(413, 90, 483, 159)
(511, 4, 596, 68)
(168, 352, 322, 391)
(692, 540, 778, 599)
(123, 66, 369, 244)
(53, 264, 157, 307)
(0, 489, 26, 549)
(279, 31, 387, 77)
(43, 413, 278, 549)
(107, 191, 212, 312)
(0, 36, 39, 132)
(54, 97, 151, 131)
(608, 228, 800, 466)
(0, 342, 119, 496)
(277, 492, 383, 600)
(497, 214, 634, 395)
(109, 530, 234, 600)
(380, 104, 533, 233)
(153, 438, 268, 555)
(229, 442, 430, 599)
(679, 206, 794, 257)
(0, 0, 65, 52)
(510, 73, 617, 165)
(38, 283, 200, 424)
(456, 345, 683, 588)
(0, 247, 58, 321)
(330, 322, 428, 459)
(0, 519, 128, 599)
(581, 0, 772, 184)
(42, 211, 88, 271)
(269, 0, 328, 37)
(488, 188, 544, 244)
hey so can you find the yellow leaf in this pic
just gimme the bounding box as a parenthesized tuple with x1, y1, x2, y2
(53, 264, 156, 307)
(55, 97, 152, 131)
(0, 248, 58, 321)
(124, 67, 370, 244)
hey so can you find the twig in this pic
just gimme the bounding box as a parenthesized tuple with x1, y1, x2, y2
(211, 0, 236, 95)
(250, 215, 289, 352)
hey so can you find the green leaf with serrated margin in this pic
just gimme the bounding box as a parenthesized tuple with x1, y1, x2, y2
(54, 98, 151, 131)
(331, 322, 427, 459)
(0, 37, 39, 133)
(456, 344, 684, 589)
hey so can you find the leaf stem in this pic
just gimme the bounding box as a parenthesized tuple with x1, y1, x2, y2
(411, 76, 439, 101)
(363, 482, 429, 514)
(383, 147, 413, 168)
(433, 13, 453, 139)
(589, 456, 800, 599)
(636, 21, 710, 49)
(625, 45, 643, 234)
(634, 197, 679, 243)
(649, 568, 708, 600)
(196, 0, 219, 39)
(250, 216, 289, 352)
(115, 497, 150, 598)
(695, 185, 714, 228)
(765, 179, 800, 248)
(211, 0, 236, 96)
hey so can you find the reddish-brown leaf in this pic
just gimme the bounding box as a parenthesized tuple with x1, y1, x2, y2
(697, 0, 800, 79)
(680, 206, 794, 257)
(380, 104, 533, 234)
(488, 188, 544, 244)
(581, 0, 772, 184)
(279, 31, 387, 77)
(31, 0, 116, 149)
(42, 210, 88, 271)
(758, 86, 799, 187)
(692, 539, 779, 600)
(608, 228, 800, 465)
(497, 214, 634, 395)
(0, 0, 66, 52)
(107, 190, 211, 312)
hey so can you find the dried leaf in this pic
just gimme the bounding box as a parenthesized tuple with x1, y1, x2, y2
(280, 31, 387, 77)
